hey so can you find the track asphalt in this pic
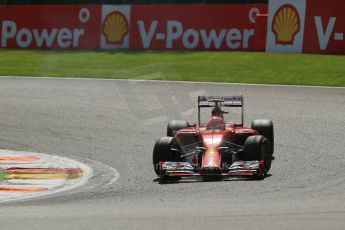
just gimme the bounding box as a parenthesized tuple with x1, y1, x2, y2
(0, 77, 345, 230)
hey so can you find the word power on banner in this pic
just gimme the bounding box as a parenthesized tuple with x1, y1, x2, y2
(0, 6, 101, 49)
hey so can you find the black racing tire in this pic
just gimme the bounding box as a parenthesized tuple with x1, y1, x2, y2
(167, 120, 188, 137)
(152, 137, 175, 176)
(251, 119, 274, 154)
(243, 135, 273, 173)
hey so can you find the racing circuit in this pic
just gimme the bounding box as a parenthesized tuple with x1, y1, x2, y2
(0, 77, 345, 229)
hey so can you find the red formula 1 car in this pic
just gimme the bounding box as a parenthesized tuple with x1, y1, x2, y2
(153, 96, 274, 181)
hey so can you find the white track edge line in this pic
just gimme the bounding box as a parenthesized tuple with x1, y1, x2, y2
(0, 75, 344, 89)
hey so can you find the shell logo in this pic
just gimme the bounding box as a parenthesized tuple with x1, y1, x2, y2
(102, 11, 129, 45)
(272, 4, 300, 45)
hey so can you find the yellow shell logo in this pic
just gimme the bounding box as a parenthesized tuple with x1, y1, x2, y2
(272, 4, 300, 45)
(102, 12, 128, 45)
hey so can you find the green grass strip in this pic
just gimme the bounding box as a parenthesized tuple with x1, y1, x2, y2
(0, 49, 344, 87)
(0, 168, 5, 182)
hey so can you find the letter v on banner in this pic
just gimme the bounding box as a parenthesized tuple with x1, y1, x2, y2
(314, 16, 336, 51)
(303, 0, 344, 54)
(266, 0, 306, 53)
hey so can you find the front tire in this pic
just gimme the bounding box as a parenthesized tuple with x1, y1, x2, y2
(167, 120, 188, 137)
(152, 137, 175, 176)
(243, 135, 273, 173)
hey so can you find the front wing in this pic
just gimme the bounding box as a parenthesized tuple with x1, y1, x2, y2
(159, 160, 265, 179)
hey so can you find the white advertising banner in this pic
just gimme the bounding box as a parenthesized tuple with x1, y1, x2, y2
(266, 0, 306, 53)
(101, 5, 131, 50)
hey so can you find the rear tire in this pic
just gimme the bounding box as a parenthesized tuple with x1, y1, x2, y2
(243, 135, 272, 173)
(251, 119, 274, 153)
(152, 137, 175, 176)
(167, 120, 188, 137)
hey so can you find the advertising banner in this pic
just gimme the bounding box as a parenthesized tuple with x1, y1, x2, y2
(266, 0, 307, 53)
(266, 0, 344, 54)
(0, 5, 101, 49)
(0, 4, 269, 51)
(129, 4, 268, 50)
(303, 0, 345, 54)
(101, 5, 131, 50)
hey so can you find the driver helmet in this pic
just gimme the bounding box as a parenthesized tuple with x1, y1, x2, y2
(211, 107, 224, 119)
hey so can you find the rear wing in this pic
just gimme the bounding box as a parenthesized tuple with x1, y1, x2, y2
(198, 96, 244, 125)
(198, 96, 243, 107)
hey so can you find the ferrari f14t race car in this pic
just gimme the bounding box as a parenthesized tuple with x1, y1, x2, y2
(153, 96, 274, 181)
